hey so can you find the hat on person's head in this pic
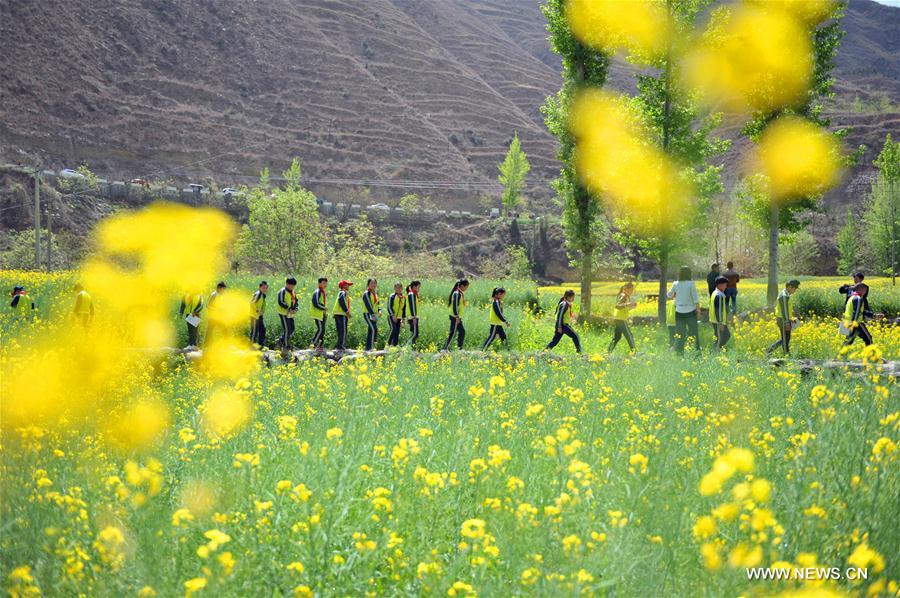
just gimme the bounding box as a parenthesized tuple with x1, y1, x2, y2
(853, 272, 865, 280)
(715, 276, 728, 286)
(787, 280, 801, 288)
(338, 280, 353, 289)
(12, 286, 23, 292)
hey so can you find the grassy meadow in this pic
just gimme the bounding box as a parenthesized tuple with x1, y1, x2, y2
(1, 270, 898, 597)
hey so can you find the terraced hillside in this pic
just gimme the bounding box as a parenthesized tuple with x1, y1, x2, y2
(0, 0, 897, 210)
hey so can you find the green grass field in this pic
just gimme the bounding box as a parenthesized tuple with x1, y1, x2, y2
(1, 270, 898, 596)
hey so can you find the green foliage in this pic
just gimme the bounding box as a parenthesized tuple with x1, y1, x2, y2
(321, 217, 392, 279)
(0, 229, 63, 270)
(58, 165, 100, 194)
(863, 178, 899, 277)
(497, 133, 531, 216)
(235, 159, 324, 274)
(479, 245, 533, 281)
(778, 229, 820, 276)
(398, 193, 421, 213)
(836, 208, 860, 276)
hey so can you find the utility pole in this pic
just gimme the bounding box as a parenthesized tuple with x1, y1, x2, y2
(33, 168, 41, 269)
(46, 192, 53, 271)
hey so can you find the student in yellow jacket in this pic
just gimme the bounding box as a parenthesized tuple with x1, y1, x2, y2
(333, 280, 353, 351)
(544, 290, 581, 353)
(249, 281, 268, 347)
(276, 277, 299, 350)
(362, 278, 381, 351)
(405, 281, 421, 348)
(766, 280, 800, 356)
(310, 277, 328, 350)
(442, 279, 469, 351)
(709, 276, 730, 350)
(73, 283, 94, 328)
(387, 282, 406, 347)
(482, 287, 510, 350)
(607, 282, 636, 353)
(843, 283, 873, 346)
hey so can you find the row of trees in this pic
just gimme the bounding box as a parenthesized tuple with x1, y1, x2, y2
(540, 0, 852, 320)
(838, 134, 900, 282)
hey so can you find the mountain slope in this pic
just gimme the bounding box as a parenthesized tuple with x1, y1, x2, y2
(0, 0, 897, 211)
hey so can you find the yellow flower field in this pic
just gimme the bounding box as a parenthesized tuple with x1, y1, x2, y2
(1, 206, 897, 596)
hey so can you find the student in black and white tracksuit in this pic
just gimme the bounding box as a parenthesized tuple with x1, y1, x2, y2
(545, 290, 581, 353)
(310, 277, 328, 350)
(249, 281, 268, 347)
(405, 281, 421, 348)
(482, 287, 510, 350)
(333, 280, 353, 350)
(276, 277, 298, 350)
(362, 278, 381, 351)
(387, 282, 405, 347)
(442, 279, 469, 351)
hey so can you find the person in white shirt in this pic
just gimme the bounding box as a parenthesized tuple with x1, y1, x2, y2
(666, 266, 701, 354)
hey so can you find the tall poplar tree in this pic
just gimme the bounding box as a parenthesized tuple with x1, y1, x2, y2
(541, 0, 610, 319)
(627, 0, 728, 324)
(741, 3, 846, 305)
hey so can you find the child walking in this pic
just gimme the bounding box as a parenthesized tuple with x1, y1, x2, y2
(310, 277, 328, 350)
(333, 280, 353, 351)
(482, 287, 510, 350)
(442, 279, 469, 351)
(387, 282, 406, 347)
(545, 290, 582, 353)
(766, 280, 800, 356)
(709, 276, 730, 350)
(405, 281, 421, 348)
(362, 278, 381, 351)
(607, 282, 636, 353)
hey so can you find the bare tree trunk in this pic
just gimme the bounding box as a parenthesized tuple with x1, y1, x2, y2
(580, 245, 592, 322)
(767, 202, 780, 307)
(658, 242, 669, 324)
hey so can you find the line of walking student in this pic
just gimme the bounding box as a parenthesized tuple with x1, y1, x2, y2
(168, 269, 876, 354)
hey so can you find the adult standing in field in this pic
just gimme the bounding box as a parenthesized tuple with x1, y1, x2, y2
(276, 277, 299, 351)
(333, 280, 352, 351)
(667, 266, 701, 355)
(179, 290, 204, 349)
(766, 280, 800, 356)
(387, 282, 405, 347)
(310, 277, 328, 351)
(72, 283, 94, 328)
(206, 281, 227, 344)
(362, 278, 381, 351)
(706, 263, 720, 296)
(722, 261, 740, 320)
(545, 289, 582, 354)
(249, 281, 268, 348)
(709, 276, 730, 350)
(482, 287, 510, 350)
(839, 272, 871, 314)
(843, 283, 873, 347)
(443, 279, 469, 351)
(405, 281, 421, 348)
(607, 282, 636, 353)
